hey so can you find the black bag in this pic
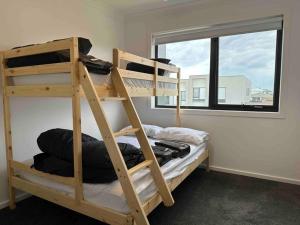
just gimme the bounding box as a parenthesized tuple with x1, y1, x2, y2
(155, 141, 190, 158)
(126, 58, 171, 76)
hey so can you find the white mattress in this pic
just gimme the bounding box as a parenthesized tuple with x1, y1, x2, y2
(17, 136, 207, 213)
(12, 72, 177, 89)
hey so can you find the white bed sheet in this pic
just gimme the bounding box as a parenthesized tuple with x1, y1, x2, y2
(12, 72, 176, 89)
(17, 136, 207, 214)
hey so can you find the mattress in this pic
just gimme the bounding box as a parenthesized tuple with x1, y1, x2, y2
(17, 136, 207, 214)
(11, 72, 177, 89)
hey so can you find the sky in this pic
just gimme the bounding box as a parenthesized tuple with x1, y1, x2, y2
(163, 30, 277, 91)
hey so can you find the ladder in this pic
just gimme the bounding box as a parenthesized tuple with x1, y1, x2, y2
(79, 62, 174, 225)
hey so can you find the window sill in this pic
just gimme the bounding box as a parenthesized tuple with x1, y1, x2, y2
(149, 106, 286, 119)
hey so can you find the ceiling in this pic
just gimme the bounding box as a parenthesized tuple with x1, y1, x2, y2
(104, 0, 203, 15)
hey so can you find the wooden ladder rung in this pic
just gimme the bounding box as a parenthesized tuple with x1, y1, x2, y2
(114, 127, 140, 137)
(128, 160, 153, 175)
(99, 97, 127, 101)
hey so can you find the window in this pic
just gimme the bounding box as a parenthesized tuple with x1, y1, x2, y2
(218, 87, 226, 103)
(181, 91, 186, 101)
(154, 16, 283, 112)
(193, 87, 206, 101)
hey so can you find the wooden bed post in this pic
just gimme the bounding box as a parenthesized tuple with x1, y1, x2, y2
(70, 37, 83, 203)
(0, 54, 16, 209)
(176, 69, 181, 127)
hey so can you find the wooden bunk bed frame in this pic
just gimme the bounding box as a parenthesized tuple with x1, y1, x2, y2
(0, 37, 209, 225)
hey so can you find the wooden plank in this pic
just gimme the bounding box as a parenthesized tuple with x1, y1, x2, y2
(0, 54, 16, 209)
(5, 85, 73, 97)
(176, 69, 181, 127)
(157, 76, 178, 84)
(12, 161, 75, 186)
(118, 68, 178, 84)
(99, 97, 127, 101)
(70, 37, 83, 203)
(94, 85, 117, 97)
(11, 177, 132, 225)
(115, 48, 179, 72)
(154, 62, 158, 96)
(127, 87, 154, 96)
(80, 85, 117, 98)
(128, 160, 153, 175)
(156, 88, 178, 96)
(5, 62, 71, 76)
(114, 128, 140, 137)
(3, 38, 72, 59)
(126, 88, 177, 97)
(80, 62, 150, 225)
(118, 69, 153, 81)
(143, 149, 209, 215)
(112, 67, 174, 208)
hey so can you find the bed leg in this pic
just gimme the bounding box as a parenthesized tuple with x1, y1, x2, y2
(8, 186, 16, 210)
(205, 157, 210, 172)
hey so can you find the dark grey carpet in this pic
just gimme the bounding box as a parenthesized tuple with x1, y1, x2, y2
(0, 169, 300, 225)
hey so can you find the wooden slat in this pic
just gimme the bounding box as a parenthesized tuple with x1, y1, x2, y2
(114, 128, 140, 137)
(3, 38, 72, 59)
(119, 68, 178, 84)
(126, 87, 177, 97)
(12, 161, 75, 186)
(156, 88, 178, 96)
(116, 49, 179, 73)
(176, 69, 181, 127)
(99, 97, 127, 101)
(5, 85, 73, 97)
(94, 85, 117, 97)
(11, 177, 132, 225)
(118, 69, 153, 81)
(154, 62, 158, 96)
(0, 54, 16, 209)
(128, 160, 153, 175)
(157, 76, 178, 84)
(5, 62, 71, 76)
(70, 37, 83, 203)
(143, 149, 209, 215)
(80, 85, 117, 97)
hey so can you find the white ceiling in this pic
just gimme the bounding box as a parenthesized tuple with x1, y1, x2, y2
(104, 0, 203, 15)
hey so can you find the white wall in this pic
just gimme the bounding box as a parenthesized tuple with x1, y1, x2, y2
(125, 0, 300, 184)
(0, 0, 127, 207)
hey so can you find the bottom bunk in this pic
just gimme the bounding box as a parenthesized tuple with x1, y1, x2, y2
(16, 135, 208, 214)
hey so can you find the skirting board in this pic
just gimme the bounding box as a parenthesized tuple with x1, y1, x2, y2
(210, 166, 300, 186)
(0, 192, 31, 210)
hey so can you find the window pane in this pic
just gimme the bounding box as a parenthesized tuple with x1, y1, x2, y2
(218, 87, 226, 103)
(218, 30, 277, 105)
(157, 39, 210, 107)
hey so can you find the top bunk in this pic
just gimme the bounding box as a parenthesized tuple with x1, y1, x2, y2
(0, 37, 180, 98)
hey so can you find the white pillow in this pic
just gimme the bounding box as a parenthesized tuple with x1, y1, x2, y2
(120, 124, 163, 138)
(155, 127, 208, 145)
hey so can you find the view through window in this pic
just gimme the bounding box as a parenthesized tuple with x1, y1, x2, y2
(156, 27, 282, 111)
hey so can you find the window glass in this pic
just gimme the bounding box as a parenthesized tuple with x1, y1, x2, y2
(218, 30, 277, 105)
(157, 39, 211, 107)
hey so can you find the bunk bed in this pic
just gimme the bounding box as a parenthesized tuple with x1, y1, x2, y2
(0, 37, 209, 225)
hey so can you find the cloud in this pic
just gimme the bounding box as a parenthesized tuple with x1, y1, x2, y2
(162, 30, 277, 90)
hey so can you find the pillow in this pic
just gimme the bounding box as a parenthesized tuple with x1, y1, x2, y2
(120, 124, 163, 138)
(155, 127, 208, 145)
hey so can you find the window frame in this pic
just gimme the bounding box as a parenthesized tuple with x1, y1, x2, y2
(155, 29, 283, 112)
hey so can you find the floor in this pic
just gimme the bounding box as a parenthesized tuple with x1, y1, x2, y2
(0, 169, 300, 225)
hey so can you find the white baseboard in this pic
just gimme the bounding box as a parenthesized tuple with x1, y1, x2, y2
(210, 166, 300, 185)
(0, 193, 31, 210)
